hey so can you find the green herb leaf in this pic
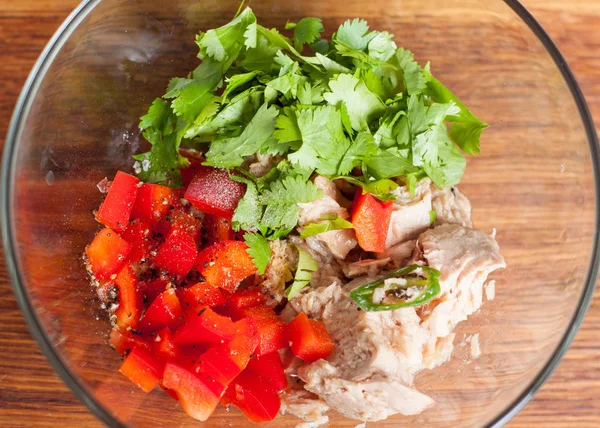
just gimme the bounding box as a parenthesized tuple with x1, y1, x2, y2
(286, 246, 319, 299)
(204, 103, 279, 168)
(300, 215, 354, 238)
(292, 17, 324, 51)
(323, 73, 386, 132)
(244, 232, 271, 274)
(335, 18, 377, 51)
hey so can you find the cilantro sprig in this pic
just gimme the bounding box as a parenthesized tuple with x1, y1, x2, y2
(135, 6, 488, 243)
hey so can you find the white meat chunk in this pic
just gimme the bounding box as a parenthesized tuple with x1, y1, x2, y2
(258, 240, 297, 307)
(280, 388, 330, 427)
(290, 283, 435, 421)
(290, 224, 504, 422)
(386, 179, 432, 249)
(377, 240, 417, 268)
(415, 224, 506, 338)
(431, 184, 472, 227)
(298, 176, 357, 259)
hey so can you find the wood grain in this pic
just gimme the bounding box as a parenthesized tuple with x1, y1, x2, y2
(0, 0, 599, 427)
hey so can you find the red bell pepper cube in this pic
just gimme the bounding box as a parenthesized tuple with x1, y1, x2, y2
(247, 352, 287, 392)
(184, 166, 246, 220)
(203, 214, 233, 246)
(170, 209, 203, 242)
(196, 241, 256, 293)
(162, 360, 221, 422)
(153, 327, 177, 360)
(194, 345, 242, 396)
(131, 183, 177, 224)
(109, 328, 152, 355)
(350, 188, 393, 253)
(221, 371, 281, 423)
(139, 277, 169, 307)
(119, 346, 164, 392)
(119, 220, 153, 263)
(138, 288, 183, 334)
(227, 288, 265, 320)
(86, 228, 131, 280)
(114, 264, 142, 330)
(287, 312, 334, 363)
(174, 307, 237, 346)
(153, 230, 198, 277)
(241, 306, 287, 356)
(96, 171, 140, 232)
(178, 282, 228, 311)
(228, 318, 259, 369)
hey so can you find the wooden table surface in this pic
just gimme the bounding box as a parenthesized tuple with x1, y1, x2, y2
(1, 0, 599, 427)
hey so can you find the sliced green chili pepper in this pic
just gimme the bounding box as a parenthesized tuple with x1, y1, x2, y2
(349, 264, 441, 311)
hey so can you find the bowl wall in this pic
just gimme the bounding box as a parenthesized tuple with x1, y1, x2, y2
(3, 0, 597, 426)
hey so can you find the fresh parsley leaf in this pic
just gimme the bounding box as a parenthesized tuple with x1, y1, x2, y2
(285, 245, 318, 299)
(425, 73, 488, 155)
(335, 18, 377, 51)
(244, 232, 271, 274)
(231, 175, 263, 231)
(222, 71, 259, 101)
(288, 105, 352, 176)
(196, 7, 257, 66)
(364, 149, 419, 179)
(395, 48, 427, 96)
(135, 99, 188, 187)
(367, 31, 397, 62)
(204, 103, 279, 167)
(300, 215, 354, 238)
(323, 73, 385, 132)
(291, 17, 324, 51)
(336, 175, 399, 201)
(273, 107, 302, 147)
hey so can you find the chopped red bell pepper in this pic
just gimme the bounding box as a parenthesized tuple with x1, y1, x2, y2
(287, 312, 333, 363)
(119, 346, 164, 392)
(228, 318, 259, 369)
(96, 171, 140, 232)
(153, 327, 177, 360)
(138, 288, 183, 334)
(247, 352, 287, 392)
(221, 371, 281, 423)
(227, 288, 265, 320)
(109, 328, 152, 355)
(184, 166, 245, 220)
(174, 307, 237, 346)
(153, 230, 198, 277)
(196, 241, 256, 293)
(193, 345, 243, 395)
(178, 282, 228, 311)
(350, 188, 393, 253)
(119, 220, 153, 263)
(86, 228, 131, 279)
(131, 183, 177, 224)
(139, 277, 169, 307)
(181, 155, 205, 188)
(162, 361, 221, 422)
(169, 210, 203, 242)
(203, 214, 233, 246)
(240, 306, 287, 356)
(114, 264, 142, 330)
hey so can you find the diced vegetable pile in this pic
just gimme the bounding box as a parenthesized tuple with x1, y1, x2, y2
(85, 165, 333, 422)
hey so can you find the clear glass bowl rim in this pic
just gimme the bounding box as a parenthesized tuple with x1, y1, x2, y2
(1, 0, 598, 426)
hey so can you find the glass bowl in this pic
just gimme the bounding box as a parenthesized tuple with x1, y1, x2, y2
(2, 0, 598, 426)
